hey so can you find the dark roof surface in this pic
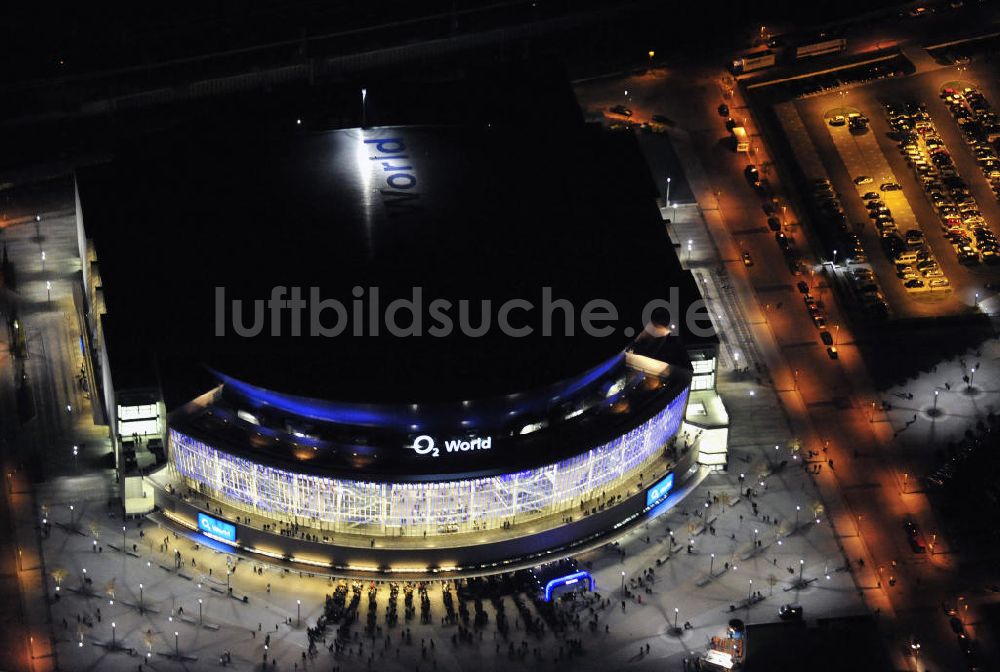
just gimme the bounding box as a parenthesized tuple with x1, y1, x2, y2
(79, 84, 685, 406)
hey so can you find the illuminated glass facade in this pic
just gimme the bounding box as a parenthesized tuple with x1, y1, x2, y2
(169, 389, 687, 536)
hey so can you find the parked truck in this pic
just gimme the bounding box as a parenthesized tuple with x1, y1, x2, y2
(732, 126, 750, 152)
(795, 38, 847, 60)
(730, 50, 776, 75)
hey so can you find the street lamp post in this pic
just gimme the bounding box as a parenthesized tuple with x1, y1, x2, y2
(934, 389, 939, 411)
(361, 88, 367, 128)
(969, 366, 977, 391)
(793, 369, 799, 391)
(199, 598, 203, 625)
(297, 599, 301, 627)
(174, 632, 179, 658)
(111, 622, 116, 649)
(122, 525, 126, 550)
(798, 559, 805, 584)
(710, 553, 715, 575)
(747, 579, 753, 605)
(665, 177, 672, 207)
(673, 607, 679, 631)
(46, 280, 51, 302)
(139, 583, 143, 613)
(620, 571, 626, 596)
(832, 249, 837, 266)
(795, 505, 801, 529)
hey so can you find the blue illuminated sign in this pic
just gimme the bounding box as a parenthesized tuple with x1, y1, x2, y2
(543, 570, 594, 601)
(197, 513, 237, 543)
(646, 472, 675, 507)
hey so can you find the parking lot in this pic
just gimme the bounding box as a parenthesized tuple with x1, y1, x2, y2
(827, 106, 952, 292)
(789, 58, 1000, 319)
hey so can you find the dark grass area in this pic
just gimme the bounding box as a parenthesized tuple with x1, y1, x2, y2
(746, 615, 893, 672)
(855, 314, 996, 391)
(927, 412, 1000, 556)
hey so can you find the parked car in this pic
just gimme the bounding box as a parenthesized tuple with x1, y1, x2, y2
(609, 105, 633, 117)
(854, 175, 874, 185)
(904, 520, 927, 552)
(742, 251, 754, 267)
(849, 116, 869, 133)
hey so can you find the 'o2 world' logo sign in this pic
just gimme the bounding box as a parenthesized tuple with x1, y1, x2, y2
(410, 434, 492, 458)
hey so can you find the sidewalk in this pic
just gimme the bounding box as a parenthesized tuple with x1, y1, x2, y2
(2, 467, 57, 672)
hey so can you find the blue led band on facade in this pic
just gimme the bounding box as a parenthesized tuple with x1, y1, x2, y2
(214, 353, 625, 430)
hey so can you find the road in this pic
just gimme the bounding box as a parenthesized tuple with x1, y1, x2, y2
(574, 36, 1000, 669)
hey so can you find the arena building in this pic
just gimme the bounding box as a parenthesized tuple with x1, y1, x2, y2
(75, 69, 728, 576)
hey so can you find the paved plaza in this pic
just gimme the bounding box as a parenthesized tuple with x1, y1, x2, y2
(33, 443, 863, 672)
